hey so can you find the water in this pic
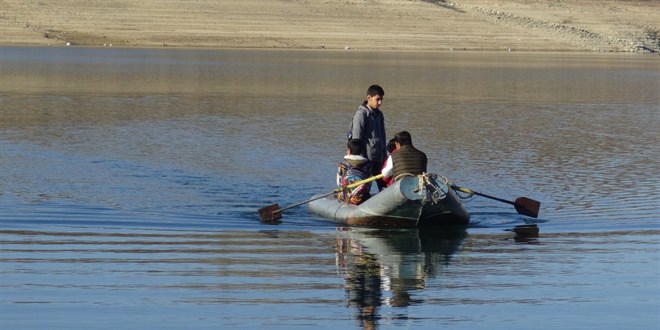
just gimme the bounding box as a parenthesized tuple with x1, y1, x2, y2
(1, 47, 659, 329)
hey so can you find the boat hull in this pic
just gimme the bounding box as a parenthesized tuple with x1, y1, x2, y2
(308, 174, 470, 228)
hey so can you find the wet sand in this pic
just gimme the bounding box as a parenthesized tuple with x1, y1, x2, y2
(1, 0, 658, 52)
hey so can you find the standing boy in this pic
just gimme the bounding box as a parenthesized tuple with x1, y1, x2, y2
(349, 84, 387, 190)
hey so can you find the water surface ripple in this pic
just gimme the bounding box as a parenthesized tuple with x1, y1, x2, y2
(1, 47, 658, 329)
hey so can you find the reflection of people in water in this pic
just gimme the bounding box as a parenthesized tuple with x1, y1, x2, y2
(335, 228, 465, 329)
(336, 233, 381, 329)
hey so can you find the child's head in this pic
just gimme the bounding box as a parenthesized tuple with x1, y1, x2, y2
(347, 139, 364, 155)
(386, 138, 397, 154)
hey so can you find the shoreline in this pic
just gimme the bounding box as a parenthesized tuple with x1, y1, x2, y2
(3, 44, 655, 57)
(4, 44, 654, 55)
(1, 0, 658, 53)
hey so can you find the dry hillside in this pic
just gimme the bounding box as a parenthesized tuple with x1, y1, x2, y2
(0, 0, 658, 52)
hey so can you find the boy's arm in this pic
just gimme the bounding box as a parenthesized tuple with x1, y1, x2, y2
(381, 155, 394, 178)
(350, 110, 364, 142)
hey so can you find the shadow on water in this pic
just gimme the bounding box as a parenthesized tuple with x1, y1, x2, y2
(335, 227, 466, 329)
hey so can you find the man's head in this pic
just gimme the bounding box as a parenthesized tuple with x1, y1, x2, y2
(366, 84, 384, 110)
(395, 131, 413, 147)
(347, 139, 365, 156)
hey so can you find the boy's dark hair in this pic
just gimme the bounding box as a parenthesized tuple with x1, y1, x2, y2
(367, 84, 385, 97)
(386, 138, 397, 153)
(395, 131, 412, 146)
(347, 139, 364, 155)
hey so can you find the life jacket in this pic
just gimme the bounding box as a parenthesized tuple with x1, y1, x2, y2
(391, 145, 427, 180)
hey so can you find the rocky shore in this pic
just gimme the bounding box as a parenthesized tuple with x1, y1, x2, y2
(1, 0, 658, 52)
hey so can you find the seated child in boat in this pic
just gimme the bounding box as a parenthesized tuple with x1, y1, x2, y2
(337, 139, 372, 205)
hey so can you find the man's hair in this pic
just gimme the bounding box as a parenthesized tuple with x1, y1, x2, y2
(395, 131, 413, 146)
(367, 84, 385, 97)
(347, 139, 365, 155)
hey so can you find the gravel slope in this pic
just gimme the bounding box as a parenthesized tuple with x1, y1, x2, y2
(0, 0, 658, 52)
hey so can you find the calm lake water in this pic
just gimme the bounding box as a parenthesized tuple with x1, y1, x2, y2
(1, 47, 658, 329)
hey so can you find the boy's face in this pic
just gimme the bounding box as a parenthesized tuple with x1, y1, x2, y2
(366, 94, 383, 109)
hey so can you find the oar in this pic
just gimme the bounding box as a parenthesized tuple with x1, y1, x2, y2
(451, 185, 541, 218)
(259, 174, 384, 223)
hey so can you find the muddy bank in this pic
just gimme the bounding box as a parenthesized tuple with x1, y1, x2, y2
(0, 0, 658, 52)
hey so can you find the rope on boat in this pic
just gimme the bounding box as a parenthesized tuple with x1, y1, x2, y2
(418, 173, 449, 205)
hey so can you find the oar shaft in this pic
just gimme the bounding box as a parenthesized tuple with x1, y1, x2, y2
(473, 191, 515, 206)
(274, 174, 384, 214)
(453, 186, 515, 205)
(453, 185, 540, 218)
(274, 191, 335, 213)
(345, 173, 384, 189)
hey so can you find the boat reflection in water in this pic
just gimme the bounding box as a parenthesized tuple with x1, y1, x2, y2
(335, 227, 466, 329)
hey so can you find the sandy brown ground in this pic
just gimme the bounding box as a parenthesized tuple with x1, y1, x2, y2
(0, 0, 658, 52)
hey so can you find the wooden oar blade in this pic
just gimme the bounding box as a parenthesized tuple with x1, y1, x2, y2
(514, 197, 540, 218)
(258, 203, 282, 223)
